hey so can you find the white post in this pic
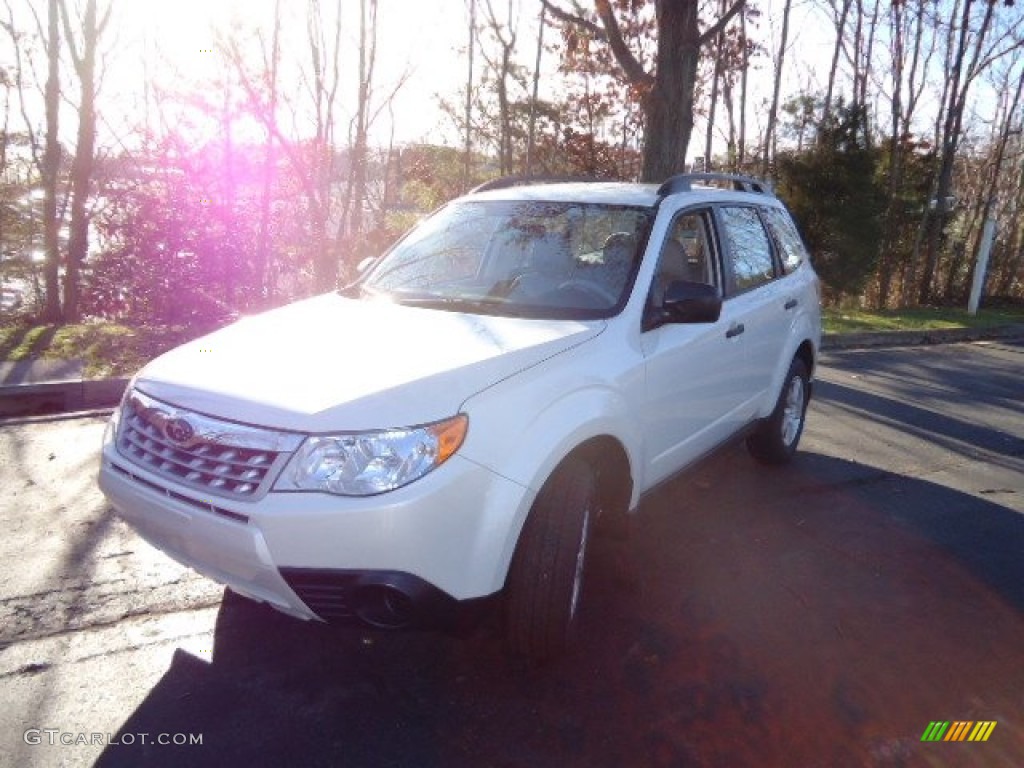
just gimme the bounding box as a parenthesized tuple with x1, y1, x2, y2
(968, 218, 996, 316)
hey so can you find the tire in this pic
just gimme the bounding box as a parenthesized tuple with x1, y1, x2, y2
(506, 458, 596, 660)
(746, 357, 810, 465)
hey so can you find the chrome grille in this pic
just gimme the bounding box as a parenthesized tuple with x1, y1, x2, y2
(116, 388, 304, 502)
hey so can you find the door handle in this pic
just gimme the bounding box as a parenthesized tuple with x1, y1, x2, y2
(784, 298, 798, 310)
(726, 323, 745, 339)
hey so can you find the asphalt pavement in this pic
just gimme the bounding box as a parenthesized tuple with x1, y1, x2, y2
(0, 340, 1022, 767)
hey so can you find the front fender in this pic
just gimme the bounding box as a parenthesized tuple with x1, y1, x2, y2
(459, 376, 644, 592)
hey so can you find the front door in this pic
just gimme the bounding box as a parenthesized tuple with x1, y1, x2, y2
(639, 207, 749, 486)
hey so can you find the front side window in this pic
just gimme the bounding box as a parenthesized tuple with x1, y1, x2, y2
(649, 209, 717, 310)
(718, 206, 776, 293)
(357, 200, 653, 320)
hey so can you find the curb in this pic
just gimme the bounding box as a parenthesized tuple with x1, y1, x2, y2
(822, 323, 1024, 351)
(0, 377, 129, 419)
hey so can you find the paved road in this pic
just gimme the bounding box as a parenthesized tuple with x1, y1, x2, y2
(1, 341, 1022, 767)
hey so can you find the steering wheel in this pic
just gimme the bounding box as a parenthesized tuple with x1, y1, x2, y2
(555, 279, 618, 306)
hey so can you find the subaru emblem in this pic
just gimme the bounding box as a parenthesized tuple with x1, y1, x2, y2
(164, 417, 195, 445)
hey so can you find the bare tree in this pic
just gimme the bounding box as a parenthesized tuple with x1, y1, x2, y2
(337, 0, 379, 249)
(525, 3, 546, 174)
(738, 7, 749, 168)
(955, 63, 1023, 300)
(59, 0, 112, 322)
(480, 0, 520, 175)
(995, 146, 1024, 295)
(463, 0, 476, 188)
(915, 0, 1020, 303)
(822, 0, 852, 124)
(852, 0, 880, 121)
(227, 0, 344, 291)
(40, 0, 62, 320)
(761, 0, 792, 176)
(875, 0, 936, 307)
(255, 0, 282, 303)
(704, 0, 727, 170)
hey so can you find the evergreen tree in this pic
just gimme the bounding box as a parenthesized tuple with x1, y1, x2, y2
(776, 103, 886, 303)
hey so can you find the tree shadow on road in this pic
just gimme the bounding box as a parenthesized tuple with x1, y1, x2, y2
(815, 376, 1024, 468)
(821, 341, 1024, 412)
(94, 450, 1024, 768)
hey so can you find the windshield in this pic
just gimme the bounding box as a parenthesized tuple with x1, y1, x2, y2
(357, 200, 654, 320)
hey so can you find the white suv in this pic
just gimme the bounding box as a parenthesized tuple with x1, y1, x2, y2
(99, 173, 821, 658)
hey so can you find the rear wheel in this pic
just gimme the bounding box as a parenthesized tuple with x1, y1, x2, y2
(746, 357, 809, 465)
(506, 458, 595, 660)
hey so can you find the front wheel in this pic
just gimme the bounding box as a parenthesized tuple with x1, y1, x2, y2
(505, 458, 595, 660)
(746, 357, 810, 465)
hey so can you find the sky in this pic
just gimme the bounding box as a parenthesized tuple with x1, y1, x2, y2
(106, 0, 475, 147)
(3, 0, 1010, 165)
(100, 0, 911, 155)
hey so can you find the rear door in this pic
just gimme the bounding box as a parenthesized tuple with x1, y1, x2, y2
(714, 204, 790, 416)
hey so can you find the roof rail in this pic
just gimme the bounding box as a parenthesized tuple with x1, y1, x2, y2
(657, 173, 774, 197)
(469, 175, 610, 194)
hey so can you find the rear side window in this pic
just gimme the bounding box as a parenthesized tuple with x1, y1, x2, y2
(718, 206, 775, 293)
(762, 207, 809, 274)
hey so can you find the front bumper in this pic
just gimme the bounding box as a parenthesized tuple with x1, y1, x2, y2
(98, 438, 531, 626)
(99, 456, 317, 620)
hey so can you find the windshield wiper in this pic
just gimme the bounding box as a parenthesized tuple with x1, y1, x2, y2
(392, 295, 508, 314)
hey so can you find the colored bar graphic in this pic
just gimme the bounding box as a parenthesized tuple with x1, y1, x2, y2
(921, 720, 997, 742)
(969, 722, 997, 742)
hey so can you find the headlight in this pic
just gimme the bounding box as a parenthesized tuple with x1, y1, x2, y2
(278, 415, 468, 496)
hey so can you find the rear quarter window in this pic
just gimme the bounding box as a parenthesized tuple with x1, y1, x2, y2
(762, 207, 810, 275)
(718, 206, 775, 293)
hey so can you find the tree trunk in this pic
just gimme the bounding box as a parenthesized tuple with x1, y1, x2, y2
(256, 0, 282, 304)
(308, 0, 343, 292)
(738, 7, 748, 169)
(335, 0, 376, 279)
(551, 0, 743, 182)
(704, 0, 727, 170)
(42, 0, 61, 322)
(526, 4, 546, 175)
(823, 0, 851, 124)
(874, 0, 904, 309)
(463, 0, 476, 189)
(762, 0, 792, 178)
(62, 0, 104, 323)
(350, 0, 376, 238)
(721, 62, 737, 170)
(641, 0, 701, 181)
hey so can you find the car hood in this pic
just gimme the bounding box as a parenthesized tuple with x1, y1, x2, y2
(134, 293, 602, 432)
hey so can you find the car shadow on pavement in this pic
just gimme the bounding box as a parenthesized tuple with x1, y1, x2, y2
(94, 449, 1024, 768)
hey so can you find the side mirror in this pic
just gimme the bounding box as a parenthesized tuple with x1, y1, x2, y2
(661, 280, 722, 324)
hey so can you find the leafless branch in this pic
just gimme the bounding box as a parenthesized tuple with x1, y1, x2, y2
(3, 0, 41, 170)
(593, 0, 652, 87)
(541, 0, 605, 41)
(698, 0, 745, 47)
